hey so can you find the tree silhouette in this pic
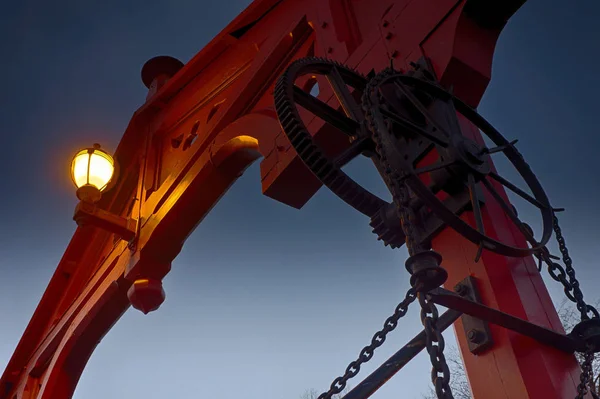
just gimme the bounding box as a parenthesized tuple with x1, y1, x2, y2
(300, 386, 350, 399)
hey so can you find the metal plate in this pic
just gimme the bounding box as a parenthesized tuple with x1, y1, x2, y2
(454, 276, 494, 354)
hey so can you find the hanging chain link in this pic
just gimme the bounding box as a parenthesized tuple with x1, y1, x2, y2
(317, 287, 418, 399)
(576, 347, 595, 399)
(362, 67, 453, 399)
(551, 215, 599, 321)
(419, 293, 453, 398)
(539, 213, 599, 399)
(554, 213, 600, 398)
(537, 215, 598, 320)
(535, 214, 599, 396)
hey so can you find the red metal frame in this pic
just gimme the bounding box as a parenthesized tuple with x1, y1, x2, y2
(0, 1, 588, 398)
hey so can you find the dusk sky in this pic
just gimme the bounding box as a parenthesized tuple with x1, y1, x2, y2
(1, 1, 599, 398)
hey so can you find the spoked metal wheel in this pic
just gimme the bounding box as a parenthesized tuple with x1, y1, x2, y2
(363, 68, 554, 258)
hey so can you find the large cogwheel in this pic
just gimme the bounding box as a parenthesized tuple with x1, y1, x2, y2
(274, 57, 387, 218)
(361, 65, 554, 258)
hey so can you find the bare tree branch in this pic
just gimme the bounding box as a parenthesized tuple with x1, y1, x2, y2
(300, 386, 351, 399)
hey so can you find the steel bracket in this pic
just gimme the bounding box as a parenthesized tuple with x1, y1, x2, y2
(73, 201, 137, 242)
(427, 284, 580, 354)
(453, 276, 493, 354)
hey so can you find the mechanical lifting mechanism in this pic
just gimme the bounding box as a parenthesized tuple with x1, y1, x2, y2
(274, 57, 600, 399)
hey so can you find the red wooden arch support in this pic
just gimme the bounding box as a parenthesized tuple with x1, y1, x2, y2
(0, 0, 589, 398)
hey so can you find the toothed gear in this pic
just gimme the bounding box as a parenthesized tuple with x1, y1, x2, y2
(369, 207, 403, 249)
(275, 57, 410, 248)
(274, 57, 387, 218)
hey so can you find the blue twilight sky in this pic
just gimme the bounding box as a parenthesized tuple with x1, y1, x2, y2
(1, 1, 600, 398)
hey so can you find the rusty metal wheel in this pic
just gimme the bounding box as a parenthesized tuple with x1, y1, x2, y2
(363, 68, 554, 258)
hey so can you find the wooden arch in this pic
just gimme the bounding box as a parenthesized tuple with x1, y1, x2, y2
(1, 1, 587, 398)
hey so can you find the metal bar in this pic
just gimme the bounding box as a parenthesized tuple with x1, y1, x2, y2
(292, 86, 359, 134)
(334, 137, 369, 167)
(326, 66, 363, 122)
(341, 309, 462, 399)
(488, 171, 548, 210)
(427, 288, 579, 353)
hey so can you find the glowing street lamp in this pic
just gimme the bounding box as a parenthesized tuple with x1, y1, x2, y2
(71, 144, 136, 242)
(70, 143, 163, 314)
(71, 143, 115, 203)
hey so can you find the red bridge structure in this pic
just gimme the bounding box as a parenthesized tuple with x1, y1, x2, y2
(2, 0, 598, 398)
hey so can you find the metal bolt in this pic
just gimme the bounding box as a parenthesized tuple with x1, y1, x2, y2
(467, 329, 483, 344)
(327, 47, 334, 54)
(391, 50, 399, 58)
(455, 283, 469, 296)
(321, 21, 328, 28)
(385, 32, 393, 40)
(383, 20, 389, 27)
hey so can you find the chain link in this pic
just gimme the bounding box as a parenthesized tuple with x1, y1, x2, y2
(546, 260, 577, 302)
(552, 215, 599, 320)
(361, 67, 453, 399)
(536, 215, 600, 398)
(549, 215, 600, 398)
(419, 293, 454, 398)
(317, 288, 418, 399)
(536, 216, 599, 321)
(576, 347, 595, 399)
(363, 69, 422, 255)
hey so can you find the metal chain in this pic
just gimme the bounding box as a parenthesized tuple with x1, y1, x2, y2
(362, 67, 453, 399)
(534, 214, 600, 398)
(419, 293, 453, 398)
(317, 287, 418, 399)
(576, 347, 595, 399)
(549, 215, 600, 398)
(363, 69, 421, 255)
(552, 215, 599, 320)
(536, 216, 599, 320)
